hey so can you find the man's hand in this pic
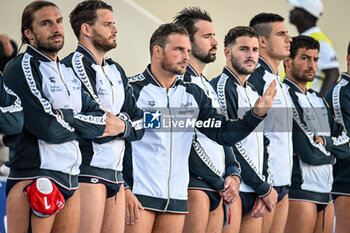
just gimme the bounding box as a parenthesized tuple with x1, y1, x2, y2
(100, 111, 126, 137)
(261, 187, 278, 212)
(251, 197, 268, 218)
(252, 80, 277, 117)
(0, 34, 14, 57)
(315, 136, 325, 146)
(219, 175, 240, 205)
(125, 189, 144, 225)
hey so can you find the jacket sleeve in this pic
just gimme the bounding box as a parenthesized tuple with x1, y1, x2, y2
(59, 89, 106, 140)
(212, 79, 270, 196)
(0, 73, 23, 135)
(223, 146, 241, 180)
(3, 55, 77, 144)
(117, 65, 144, 141)
(290, 92, 335, 165)
(189, 84, 264, 146)
(322, 97, 350, 160)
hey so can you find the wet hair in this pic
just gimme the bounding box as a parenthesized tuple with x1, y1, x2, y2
(149, 23, 188, 56)
(69, 0, 113, 39)
(224, 26, 258, 47)
(249, 13, 284, 38)
(173, 7, 212, 42)
(289, 35, 319, 59)
(21, 1, 58, 44)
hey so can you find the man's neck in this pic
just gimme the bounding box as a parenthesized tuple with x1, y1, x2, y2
(296, 23, 315, 34)
(79, 41, 105, 66)
(150, 63, 176, 89)
(259, 53, 280, 75)
(289, 76, 307, 94)
(226, 64, 247, 85)
(189, 55, 206, 76)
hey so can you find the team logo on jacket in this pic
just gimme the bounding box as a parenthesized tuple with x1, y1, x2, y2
(144, 110, 161, 129)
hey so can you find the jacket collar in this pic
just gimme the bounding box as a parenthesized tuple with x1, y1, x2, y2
(143, 64, 182, 88)
(76, 43, 106, 66)
(26, 44, 57, 62)
(283, 77, 304, 94)
(222, 66, 245, 87)
(258, 56, 274, 74)
(341, 72, 350, 82)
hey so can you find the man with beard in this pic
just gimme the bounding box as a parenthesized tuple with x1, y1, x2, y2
(3, 1, 126, 232)
(211, 26, 278, 233)
(325, 41, 350, 233)
(63, 1, 144, 233)
(283, 35, 349, 233)
(123, 23, 276, 233)
(288, 0, 339, 96)
(173, 8, 241, 233)
(248, 13, 294, 233)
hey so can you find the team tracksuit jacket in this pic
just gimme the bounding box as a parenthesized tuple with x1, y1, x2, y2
(284, 77, 349, 203)
(123, 64, 264, 213)
(184, 65, 241, 192)
(211, 66, 272, 196)
(325, 72, 350, 195)
(62, 44, 144, 184)
(0, 73, 23, 135)
(3, 45, 107, 190)
(248, 57, 294, 188)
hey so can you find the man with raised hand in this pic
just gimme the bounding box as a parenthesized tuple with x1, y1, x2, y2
(211, 26, 277, 233)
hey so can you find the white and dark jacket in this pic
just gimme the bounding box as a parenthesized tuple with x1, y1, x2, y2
(211, 67, 271, 196)
(123, 65, 264, 213)
(248, 57, 294, 187)
(3, 45, 106, 190)
(184, 65, 241, 192)
(284, 77, 349, 203)
(325, 72, 350, 195)
(0, 73, 23, 135)
(62, 44, 144, 183)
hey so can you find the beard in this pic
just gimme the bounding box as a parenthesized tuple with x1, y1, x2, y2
(230, 54, 256, 75)
(92, 30, 116, 53)
(191, 42, 216, 64)
(161, 55, 186, 75)
(34, 33, 64, 53)
(291, 61, 315, 83)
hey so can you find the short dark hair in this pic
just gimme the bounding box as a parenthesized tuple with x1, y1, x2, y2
(347, 41, 350, 55)
(249, 13, 284, 38)
(289, 35, 320, 59)
(224, 26, 258, 47)
(173, 7, 212, 42)
(69, 0, 113, 39)
(149, 23, 188, 57)
(21, 1, 58, 44)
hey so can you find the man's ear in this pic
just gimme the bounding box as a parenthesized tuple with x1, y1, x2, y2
(81, 23, 92, 37)
(258, 35, 267, 49)
(284, 57, 292, 70)
(24, 28, 34, 42)
(224, 47, 231, 60)
(152, 45, 162, 58)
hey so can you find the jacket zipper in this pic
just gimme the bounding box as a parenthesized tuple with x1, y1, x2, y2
(69, 142, 80, 189)
(102, 67, 115, 105)
(164, 90, 172, 212)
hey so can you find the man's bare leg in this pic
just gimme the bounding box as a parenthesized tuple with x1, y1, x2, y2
(51, 188, 80, 233)
(223, 196, 241, 233)
(262, 194, 289, 233)
(206, 199, 224, 233)
(124, 209, 156, 233)
(77, 183, 106, 233)
(182, 190, 210, 233)
(240, 212, 263, 233)
(334, 196, 350, 233)
(285, 200, 317, 233)
(101, 184, 125, 233)
(153, 213, 185, 233)
(6, 180, 32, 233)
(313, 203, 334, 233)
